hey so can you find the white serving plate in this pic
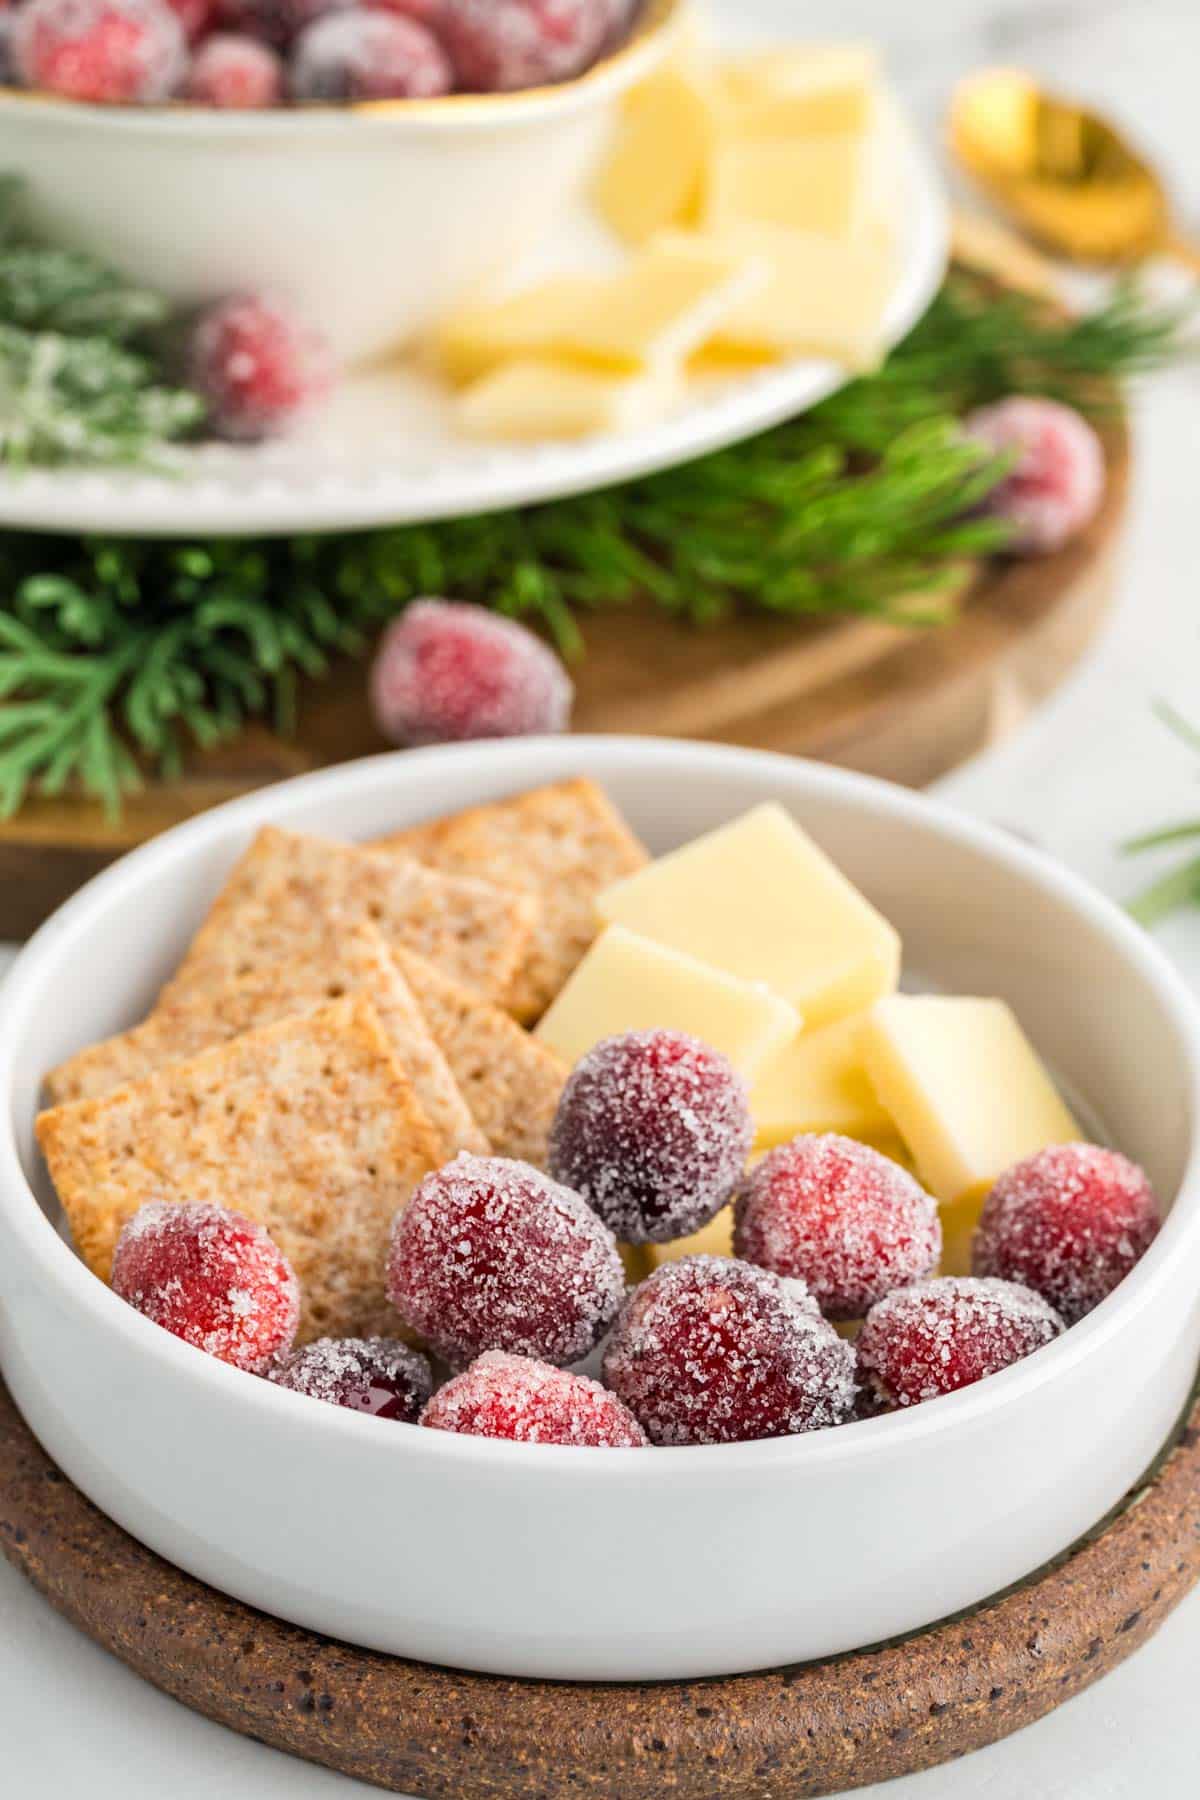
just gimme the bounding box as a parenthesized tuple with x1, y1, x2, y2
(1, 739, 1198, 1683)
(0, 97, 947, 537)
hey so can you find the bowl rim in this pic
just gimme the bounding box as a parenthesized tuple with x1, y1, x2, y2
(0, 0, 680, 133)
(3, 735, 1199, 1480)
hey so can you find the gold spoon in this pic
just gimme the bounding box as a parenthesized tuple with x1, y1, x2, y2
(949, 67, 1200, 273)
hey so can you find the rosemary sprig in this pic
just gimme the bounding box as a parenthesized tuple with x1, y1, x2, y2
(0, 275, 1188, 820)
(1125, 704, 1200, 928)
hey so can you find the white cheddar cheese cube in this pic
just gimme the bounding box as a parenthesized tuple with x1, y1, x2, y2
(860, 995, 1081, 1209)
(534, 924, 799, 1079)
(457, 359, 676, 442)
(705, 132, 873, 239)
(597, 803, 900, 1028)
(751, 1013, 895, 1150)
(717, 43, 879, 138)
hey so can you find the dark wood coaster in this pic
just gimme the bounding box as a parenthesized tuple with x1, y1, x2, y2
(0, 416, 1128, 942)
(2, 1370, 1197, 1800)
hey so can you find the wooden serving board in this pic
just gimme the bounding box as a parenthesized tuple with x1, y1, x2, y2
(0, 416, 1128, 941)
(2, 1368, 1196, 1800)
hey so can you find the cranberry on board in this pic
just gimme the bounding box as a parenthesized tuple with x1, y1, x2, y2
(857, 1275, 1064, 1410)
(14, 0, 187, 103)
(602, 1255, 858, 1446)
(549, 1030, 753, 1246)
(387, 1154, 627, 1367)
(973, 1142, 1160, 1325)
(186, 293, 333, 442)
(289, 7, 452, 99)
(963, 395, 1106, 555)
(734, 1133, 941, 1320)
(270, 1336, 432, 1421)
(111, 1201, 300, 1374)
(422, 1351, 648, 1446)
(369, 599, 573, 747)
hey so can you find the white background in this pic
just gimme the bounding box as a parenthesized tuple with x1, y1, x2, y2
(4, 0, 1200, 1793)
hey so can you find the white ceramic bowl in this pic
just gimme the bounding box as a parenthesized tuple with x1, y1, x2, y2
(0, 0, 679, 363)
(2, 738, 1199, 1683)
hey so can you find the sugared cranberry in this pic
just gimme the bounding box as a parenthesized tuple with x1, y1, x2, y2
(214, 0, 344, 49)
(289, 6, 451, 98)
(185, 32, 282, 104)
(187, 294, 333, 442)
(270, 1336, 432, 1420)
(111, 1201, 300, 1373)
(735, 1134, 941, 1321)
(549, 1030, 752, 1247)
(14, 0, 186, 102)
(858, 1276, 1063, 1409)
(964, 396, 1105, 555)
(602, 1256, 857, 1445)
(366, 0, 444, 24)
(439, 0, 610, 92)
(973, 1143, 1160, 1325)
(422, 1350, 648, 1446)
(166, 0, 215, 41)
(387, 1154, 626, 1367)
(370, 598, 573, 748)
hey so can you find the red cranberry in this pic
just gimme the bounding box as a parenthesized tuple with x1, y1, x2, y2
(289, 6, 451, 98)
(858, 1276, 1063, 1409)
(735, 1134, 941, 1320)
(167, 0, 215, 41)
(439, 0, 610, 92)
(187, 293, 333, 442)
(111, 1201, 300, 1373)
(964, 396, 1105, 555)
(185, 32, 282, 104)
(549, 1029, 752, 1246)
(14, 0, 187, 102)
(973, 1143, 1160, 1325)
(215, 0, 344, 50)
(602, 1256, 857, 1445)
(270, 1336, 432, 1420)
(387, 1154, 626, 1367)
(422, 1350, 648, 1446)
(370, 598, 573, 747)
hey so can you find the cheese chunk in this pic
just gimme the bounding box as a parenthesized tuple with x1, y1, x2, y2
(440, 241, 763, 386)
(680, 222, 894, 369)
(457, 359, 676, 442)
(643, 1205, 735, 1270)
(860, 996, 1081, 1209)
(751, 1013, 895, 1150)
(705, 132, 874, 238)
(718, 44, 879, 138)
(597, 804, 900, 1028)
(535, 924, 799, 1079)
(594, 63, 718, 246)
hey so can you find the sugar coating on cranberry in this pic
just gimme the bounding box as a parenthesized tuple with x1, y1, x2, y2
(973, 1142, 1160, 1325)
(734, 1134, 942, 1321)
(167, 0, 215, 42)
(111, 1201, 300, 1374)
(422, 1350, 648, 1446)
(602, 1255, 857, 1446)
(185, 32, 282, 104)
(290, 7, 452, 99)
(387, 1154, 626, 1367)
(370, 599, 573, 748)
(439, 0, 612, 92)
(964, 396, 1105, 556)
(187, 293, 333, 443)
(14, 0, 187, 103)
(270, 1335, 432, 1419)
(858, 1276, 1063, 1409)
(548, 1030, 752, 1247)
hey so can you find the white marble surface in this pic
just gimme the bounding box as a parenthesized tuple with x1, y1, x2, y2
(4, 0, 1200, 1793)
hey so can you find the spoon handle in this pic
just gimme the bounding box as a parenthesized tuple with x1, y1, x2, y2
(1162, 230, 1200, 277)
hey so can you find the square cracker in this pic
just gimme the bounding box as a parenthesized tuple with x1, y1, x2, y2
(44, 919, 488, 1164)
(394, 947, 567, 1168)
(36, 997, 440, 1344)
(376, 778, 647, 1022)
(162, 826, 538, 1011)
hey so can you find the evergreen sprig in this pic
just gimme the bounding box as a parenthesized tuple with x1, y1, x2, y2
(0, 273, 1189, 819)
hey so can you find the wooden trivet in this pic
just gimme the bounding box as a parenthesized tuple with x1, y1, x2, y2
(2, 1367, 1196, 1800)
(0, 416, 1128, 941)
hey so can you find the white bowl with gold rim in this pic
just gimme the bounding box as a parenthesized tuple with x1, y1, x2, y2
(0, 0, 680, 364)
(2, 738, 1197, 1682)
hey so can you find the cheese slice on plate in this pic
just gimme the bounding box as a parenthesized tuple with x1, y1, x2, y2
(457, 358, 677, 442)
(860, 995, 1081, 1210)
(751, 1012, 895, 1150)
(705, 131, 874, 238)
(718, 43, 880, 138)
(535, 923, 800, 1080)
(594, 61, 719, 246)
(597, 803, 900, 1028)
